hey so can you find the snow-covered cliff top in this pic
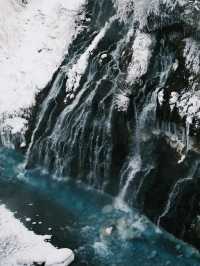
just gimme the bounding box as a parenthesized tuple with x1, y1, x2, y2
(0, 0, 84, 139)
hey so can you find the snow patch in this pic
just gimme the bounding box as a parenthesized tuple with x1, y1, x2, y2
(127, 31, 155, 83)
(114, 0, 160, 27)
(0, 117, 27, 148)
(0, 204, 74, 266)
(114, 0, 200, 29)
(0, 117, 27, 135)
(176, 91, 200, 126)
(169, 91, 179, 111)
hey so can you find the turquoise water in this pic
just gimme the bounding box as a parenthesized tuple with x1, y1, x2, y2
(0, 147, 200, 266)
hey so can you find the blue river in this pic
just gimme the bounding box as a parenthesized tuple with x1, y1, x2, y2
(0, 147, 200, 266)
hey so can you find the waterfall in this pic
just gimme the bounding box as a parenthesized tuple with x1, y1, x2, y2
(118, 156, 142, 201)
(26, 70, 67, 166)
(23, 0, 200, 248)
(25, 0, 130, 191)
(118, 102, 142, 202)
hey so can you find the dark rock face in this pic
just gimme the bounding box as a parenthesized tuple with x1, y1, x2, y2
(25, 0, 200, 250)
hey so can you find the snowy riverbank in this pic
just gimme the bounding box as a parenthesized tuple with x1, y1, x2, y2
(0, 204, 74, 266)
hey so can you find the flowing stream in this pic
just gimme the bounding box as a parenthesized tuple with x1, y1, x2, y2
(1, 147, 200, 266)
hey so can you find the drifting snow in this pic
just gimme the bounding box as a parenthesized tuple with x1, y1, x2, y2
(0, 0, 84, 142)
(0, 204, 74, 266)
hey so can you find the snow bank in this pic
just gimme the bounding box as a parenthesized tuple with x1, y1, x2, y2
(0, 0, 84, 145)
(0, 204, 74, 266)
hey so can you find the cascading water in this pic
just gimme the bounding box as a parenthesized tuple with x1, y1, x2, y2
(21, 0, 200, 252)
(27, 0, 135, 194)
(26, 0, 156, 194)
(117, 102, 141, 203)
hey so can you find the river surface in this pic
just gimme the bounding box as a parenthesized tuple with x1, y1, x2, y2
(0, 147, 200, 266)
